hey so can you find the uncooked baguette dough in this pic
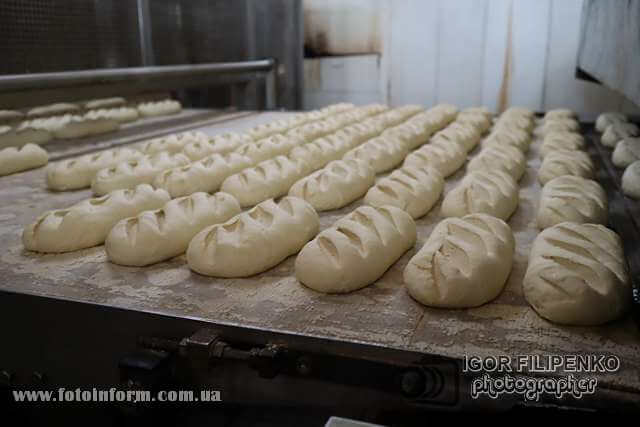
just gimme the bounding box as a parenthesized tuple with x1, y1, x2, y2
(23, 184, 169, 253)
(137, 131, 208, 155)
(0, 144, 48, 176)
(523, 222, 630, 325)
(544, 109, 574, 120)
(596, 112, 627, 132)
(137, 100, 182, 117)
(536, 175, 607, 229)
(404, 213, 514, 308)
(286, 121, 331, 142)
(540, 132, 585, 158)
(106, 192, 240, 266)
(46, 147, 144, 191)
(493, 115, 534, 133)
(288, 137, 347, 171)
(381, 122, 431, 150)
(622, 160, 640, 199)
(248, 119, 297, 140)
(0, 110, 24, 123)
(483, 128, 530, 152)
(91, 152, 190, 195)
(187, 197, 319, 277)
(0, 125, 51, 149)
(441, 170, 519, 220)
(343, 136, 408, 174)
(183, 132, 252, 161)
(27, 103, 79, 117)
(295, 205, 416, 293)
(289, 159, 375, 211)
(153, 152, 252, 198)
(467, 144, 526, 181)
(85, 107, 139, 123)
(601, 122, 640, 147)
(612, 137, 640, 168)
(541, 118, 579, 135)
(433, 122, 481, 152)
(537, 150, 594, 185)
(84, 97, 126, 110)
(364, 165, 444, 218)
(455, 112, 491, 133)
(403, 138, 466, 177)
(234, 134, 300, 164)
(220, 156, 311, 207)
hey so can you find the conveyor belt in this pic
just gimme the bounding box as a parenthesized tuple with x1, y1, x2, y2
(0, 113, 639, 402)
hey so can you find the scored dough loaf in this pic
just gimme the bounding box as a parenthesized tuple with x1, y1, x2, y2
(537, 150, 594, 185)
(85, 107, 139, 123)
(46, 147, 144, 191)
(137, 100, 182, 117)
(596, 112, 627, 133)
(27, 103, 79, 118)
(622, 160, 640, 199)
(483, 128, 531, 152)
(106, 192, 241, 266)
(23, 184, 169, 253)
(523, 222, 630, 325)
(91, 151, 190, 195)
(0, 125, 51, 149)
(187, 197, 319, 277)
(288, 159, 375, 211)
(467, 144, 526, 181)
(433, 122, 481, 152)
(153, 152, 252, 198)
(0, 144, 48, 176)
(0, 110, 24, 123)
(84, 97, 126, 110)
(404, 213, 514, 308)
(544, 108, 574, 121)
(612, 137, 640, 168)
(403, 138, 466, 177)
(540, 132, 585, 158)
(364, 165, 444, 218)
(541, 118, 580, 135)
(456, 111, 492, 133)
(288, 137, 347, 171)
(295, 205, 416, 293)
(537, 175, 607, 229)
(220, 155, 311, 207)
(343, 135, 409, 174)
(601, 122, 640, 148)
(136, 131, 208, 155)
(441, 169, 519, 220)
(381, 122, 431, 150)
(285, 121, 332, 143)
(183, 132, 252, 161)
(493, 115, 534, 134)
(234, 134, 300, 164)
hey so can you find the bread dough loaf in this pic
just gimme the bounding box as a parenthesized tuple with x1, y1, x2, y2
(612, 137, 640, 168)
(85, 107, 139, 123)
(601, 122, 640, 148)
(23, 184, 169, 253)
(523, 222, 630, 325)
(404, 213, 514, 308)
(289, 159, 375, 211)
(441, 170, 518, 220)
(541, 118, 579, 135)
(220, 156, 310, 207)
(403, 138, 466, 177)
(544, 109, 574, 120)
(136, 131, 208, 155)
(153, 152, 252, 198)
(364, 165, 444, 218)
(187, 197, 319, 277)
(0, 110, 24, 123)
(46, 147, 144, 191)
(106, 192, 240, 266)
(91, 152, 190, 195)
(537, 175, 607, 229)
(540, 132, 585, 158)
(295, 205, 416, 293)
(343, 135, 409, 174)
(538, 150, 594, 185)
(596, 112, 627, 133)
(432, 122, 481, 152)
(455, 112, 491, 134)
(137, 100, 182, 117)
(288, 137, 347, 171)
(381, 122, 431, 150)
(467, 144, 526, 181)
(234, 134, 300, 164)
(483, 128, 531, 152)
(27, 103, 79, 117)
(622, 160, 640, 199)
(183, 132, 252, 161)
(84, 97, 126, 110)
(0, 144, 48, 176)
(0, 125, 51, 149)
(285, 121, 331, 143)
(493, 114, 534, 134)
(248, 119, 297, 140)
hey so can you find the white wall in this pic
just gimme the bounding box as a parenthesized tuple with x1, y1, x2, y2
(302, 0, 639, 114)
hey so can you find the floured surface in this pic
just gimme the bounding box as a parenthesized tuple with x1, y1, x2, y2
(0, 114, 639, 394)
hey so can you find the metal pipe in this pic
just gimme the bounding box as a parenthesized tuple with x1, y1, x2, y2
(0, 59, 276, 92)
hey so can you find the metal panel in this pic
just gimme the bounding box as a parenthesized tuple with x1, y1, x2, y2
(0, 0, 142, 74)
